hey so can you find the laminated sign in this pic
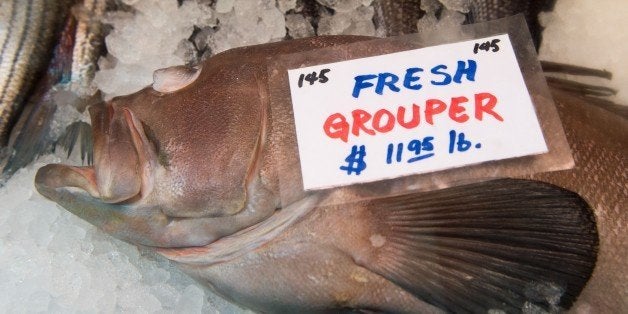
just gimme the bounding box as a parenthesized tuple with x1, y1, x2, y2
(287, 34, 549, 190)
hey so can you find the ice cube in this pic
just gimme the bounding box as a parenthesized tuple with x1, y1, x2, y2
(286, 13, 315, 38)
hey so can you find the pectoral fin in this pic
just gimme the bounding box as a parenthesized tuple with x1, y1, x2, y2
(358, 179, 597, 312)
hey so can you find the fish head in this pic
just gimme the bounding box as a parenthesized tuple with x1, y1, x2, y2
(34, 36, 374, 248)
(35, 60, 276, 247)
(90, 64, 266, 217)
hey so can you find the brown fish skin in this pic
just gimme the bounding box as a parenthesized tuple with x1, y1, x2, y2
(34, 36, 622, 312)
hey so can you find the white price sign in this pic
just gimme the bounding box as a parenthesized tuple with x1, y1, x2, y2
(288, 34, 548, 191)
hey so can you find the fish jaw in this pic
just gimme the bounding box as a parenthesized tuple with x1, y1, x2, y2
(34, 159, 279, 248)
(33, 102, 148, 204)
(34, 163, 166, 246)
(33, 101, 170, 246)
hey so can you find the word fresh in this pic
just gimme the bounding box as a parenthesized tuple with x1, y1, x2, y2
(288, 34, 547, 190)
(352, 60, 477, 98)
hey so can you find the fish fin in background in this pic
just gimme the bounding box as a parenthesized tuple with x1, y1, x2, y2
(545, 77, 617, 98)
(358, 178, 598, 312)
(1, 0, 105, 179)
(545, 77, 628, 118)
(1, 96, 56, 178)
(541, 61, 613, 79)
(0, 12, 77, 179)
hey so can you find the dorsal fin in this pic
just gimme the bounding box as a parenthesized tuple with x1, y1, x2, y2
(358, 178, 598, 312)
(541, 61, 612, 79)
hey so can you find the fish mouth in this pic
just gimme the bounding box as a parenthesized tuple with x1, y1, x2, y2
(40, 102, 158, 205)
(33, 151, 279, 249)
(34, 163, 164, 246)
(33, 101, 155, 242)
(34, 164, 126, 230)
(34, 102, 166, 245)
(35, 164, 100, 200)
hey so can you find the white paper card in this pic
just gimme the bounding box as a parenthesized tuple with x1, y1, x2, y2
(288, 34, 548, 191)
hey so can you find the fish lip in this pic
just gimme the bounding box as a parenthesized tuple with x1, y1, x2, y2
(34, 164, 148, 245)
(39, 102, 148, 205)
(34, 164, 114, 226)
(34, 163, 138, 208)
(35, 164, 100, 200)
(119, 106, 158, 200)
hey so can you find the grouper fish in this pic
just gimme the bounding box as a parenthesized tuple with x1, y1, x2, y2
(34, 36, 625, 313)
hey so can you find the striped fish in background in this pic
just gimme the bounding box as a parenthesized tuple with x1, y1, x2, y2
(0, 0, 71, 145)
(0, 0, 106, 178)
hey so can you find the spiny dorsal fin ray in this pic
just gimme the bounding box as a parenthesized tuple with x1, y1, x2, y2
(53, 120, 93, 165)
(541, 61, 612, 79)
(360, 179, 598, 313)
